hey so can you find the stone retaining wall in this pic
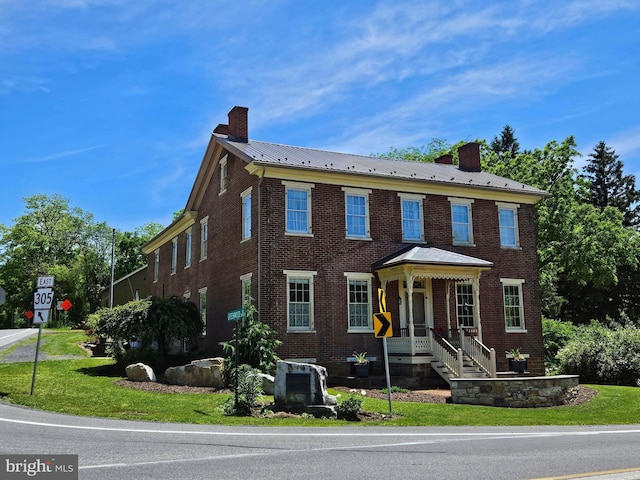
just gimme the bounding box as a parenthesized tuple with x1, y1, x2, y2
(450, 375, 579, 408)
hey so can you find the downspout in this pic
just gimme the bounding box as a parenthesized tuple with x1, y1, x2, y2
(257, 165, 266, 322)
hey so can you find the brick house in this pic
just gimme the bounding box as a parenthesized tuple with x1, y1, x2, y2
(143, 106, 548, 386)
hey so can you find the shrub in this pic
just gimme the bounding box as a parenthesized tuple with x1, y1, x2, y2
(543, 317, 578, 372)
(223, 364, 264, 416)
(336, 396, 363, 421)
(557, 322, 640, 386)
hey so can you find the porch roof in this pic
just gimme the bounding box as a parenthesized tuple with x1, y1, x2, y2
(372, 245, 493, 282)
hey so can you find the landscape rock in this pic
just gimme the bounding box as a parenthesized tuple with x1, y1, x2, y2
(125, 362, 156, 382)
(164, 357, 224, 387)
(252, 372, 275, 395)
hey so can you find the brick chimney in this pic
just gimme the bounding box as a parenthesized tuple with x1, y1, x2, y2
(457, 142, 481, 172)
(213, 123, 229, 135)
(227, 106, 248, 142)
(434, 153, 453, 165)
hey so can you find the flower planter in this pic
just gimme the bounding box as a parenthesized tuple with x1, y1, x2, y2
(509, 359, 527, 373)
(354, 363, 370, 378)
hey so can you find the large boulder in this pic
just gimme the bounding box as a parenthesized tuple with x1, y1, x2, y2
(164, 357, 224, 388)
(125, 363, 156, 382)
(253, 372, 275, 395)
(274, 360, 337, 407)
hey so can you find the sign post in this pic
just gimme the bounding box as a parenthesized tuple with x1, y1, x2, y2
(31, 276, 55, 396)
(375, 288, 394, 416)
(227, 308, 246, 412)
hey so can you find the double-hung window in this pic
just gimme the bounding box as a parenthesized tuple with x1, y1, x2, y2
(241, 187, 252, 241)
(456, 283, 475, 327)
(198, 287, 207, 336)
(284, 270, 316, 331)
(185, 228, 192, 268)
(284, 181, 314, 235)
(240, 273, 252, 306)
(343, 188, 371, 239)
(153, 250, 159, 283)
(497, 202, 520, 248)
(501, 279, 526, 331)
(449, 198, 474, 245)
(200, 217, 208, 261)
(219, 155, 228, 194)
(171, 237, 178, 275)
(345, 273, 373, 331)
(399, 193, 425, 242)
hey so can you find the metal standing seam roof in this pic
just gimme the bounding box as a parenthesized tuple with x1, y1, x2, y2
(375, 246, 494, 269)
(215, 134, 548, 198)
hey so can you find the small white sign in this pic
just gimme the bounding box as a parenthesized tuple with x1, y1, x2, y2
(33, 309, 50, 324)
(34, 287, 54, 310)
(37, 276, 55, 288)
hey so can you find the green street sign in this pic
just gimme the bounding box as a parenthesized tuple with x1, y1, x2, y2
(227, 309, 246, 322)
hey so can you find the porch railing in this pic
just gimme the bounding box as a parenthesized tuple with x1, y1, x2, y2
(430, 328, 463, 378)
(460, 329, 497, 377)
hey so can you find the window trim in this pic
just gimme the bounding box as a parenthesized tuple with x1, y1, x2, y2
(283, 181, 314, 236)
(501, 278, 527, 332)
(398, 193, 426, 243)
(284, 269, 317, 332)
(496, 202, 521, 249)
(200, 216, 209, 261)
(342, 187, 372, 240)
(449, 197, 475, 246)
(344, 272, 374, 333)
(241, 187, 252, 241)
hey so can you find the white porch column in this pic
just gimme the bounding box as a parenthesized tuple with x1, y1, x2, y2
(473, 275, 483, 342)
(406, 271, 415, 356)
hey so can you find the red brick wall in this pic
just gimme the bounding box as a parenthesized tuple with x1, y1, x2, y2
(148, 147, 544, 375)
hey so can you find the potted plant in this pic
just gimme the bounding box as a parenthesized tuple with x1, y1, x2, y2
(352, 351, 370, 378)
(507, 348, 527, 373)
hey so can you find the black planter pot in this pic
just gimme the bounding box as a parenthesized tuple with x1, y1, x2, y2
(354, 363, 370, 378)
(509, 359, 527, 373)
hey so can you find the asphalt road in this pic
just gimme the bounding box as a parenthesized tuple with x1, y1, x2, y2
(0, 328, 38, 349)
(1, 401, 640, 480)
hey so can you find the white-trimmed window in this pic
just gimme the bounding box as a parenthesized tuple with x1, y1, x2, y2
(284, 181, 314, 235)
(198, 287, 207, 336)
(153, 249, 159, 283)
(185, 228, 192, 268)
(345, 273, 373, 332)
(219, 155, 228, 194)
(501, 278, 526, 331)
(449, 198, 474, 245)
(284, 270, 316, 331)
(497, 202, 520, 248)
(399, 193, 425, 242)
(343, 188, 371, 239)
(456, 283, 475, 327)
(241, 187, 252, 241)
(240, 272, 252, 306)
(171, 237, 178, 275)
(200, 216, 208, 261)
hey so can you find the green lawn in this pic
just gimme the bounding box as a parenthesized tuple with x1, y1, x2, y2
(1, 331, 639, 426)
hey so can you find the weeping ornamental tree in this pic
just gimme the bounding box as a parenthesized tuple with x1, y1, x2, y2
(88, 295, 202, 370)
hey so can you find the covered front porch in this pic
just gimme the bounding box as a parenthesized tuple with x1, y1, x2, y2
(373, 245, 498, 382)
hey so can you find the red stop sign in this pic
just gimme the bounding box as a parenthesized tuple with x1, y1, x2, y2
(25, 310, 34, 319)
(60, 299, 73, 311)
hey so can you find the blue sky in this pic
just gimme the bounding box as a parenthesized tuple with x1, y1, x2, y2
(2, 0, 639, 231)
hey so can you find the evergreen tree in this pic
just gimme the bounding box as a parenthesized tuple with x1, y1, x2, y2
(490, 125, 520, 157)
(581, 141, 640, 227)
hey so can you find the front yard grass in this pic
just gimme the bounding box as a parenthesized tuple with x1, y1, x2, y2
(0, 331, 639, 426)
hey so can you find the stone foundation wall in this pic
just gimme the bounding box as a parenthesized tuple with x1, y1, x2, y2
(450, 375, 579, 408)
